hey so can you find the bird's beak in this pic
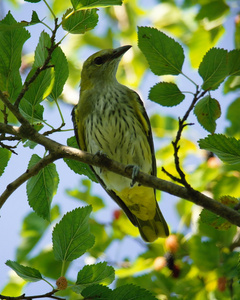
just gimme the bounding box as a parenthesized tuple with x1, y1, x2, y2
(111, 45, 132, 60)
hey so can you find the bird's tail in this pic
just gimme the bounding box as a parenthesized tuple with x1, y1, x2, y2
(135, 203, 169, 242)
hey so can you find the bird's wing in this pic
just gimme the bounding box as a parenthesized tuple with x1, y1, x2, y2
(72, 105, 86, 151)
(130, 90, 157, 178)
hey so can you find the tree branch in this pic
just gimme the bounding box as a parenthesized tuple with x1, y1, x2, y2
(0, 289, 64, 300)
(0, 122, 240, 227)
(163, 87, 208, 189)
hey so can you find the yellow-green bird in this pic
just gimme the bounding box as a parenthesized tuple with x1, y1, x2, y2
(72, 45, 169, 242)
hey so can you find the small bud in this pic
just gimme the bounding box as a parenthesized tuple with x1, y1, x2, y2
(113, 209, 121, 220)
(56, 276, 68, 290)
(153, 256, 167, 271)
(165, 252, 175, 270)
(218, 277, 227, 292)
(172, 265, 180, 278)
(165, 235, 179, 253)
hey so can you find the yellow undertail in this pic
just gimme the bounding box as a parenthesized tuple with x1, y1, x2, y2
(114, 185, 169, 242)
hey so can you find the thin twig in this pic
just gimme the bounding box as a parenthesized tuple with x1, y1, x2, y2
(164, 87, 208, 189)
(0, 141, 18, 154)
(43, 123, 66, 136)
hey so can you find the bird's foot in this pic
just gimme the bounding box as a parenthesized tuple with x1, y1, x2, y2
(125, 165, 140, 187)
(93, 150, 108, 158)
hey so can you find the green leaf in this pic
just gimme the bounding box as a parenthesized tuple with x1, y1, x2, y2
(228, 49, 240, 76)
(71, 0, 122, 10)
(81, 284, 158, 300)
(138, 26, 184, 76)
(64, 136, 97, 182)
(0, 12, 30, 101)
(235, 15, 240, 49)
(48, 46, 69, 100)
(198, 48, 228, 90)
(200, 209, 232, 230)
(29, 248, 66, 279)
(23, 67, 54, 106)
(81, 284, 112, 299)
(225, 98, 240, 136)
(33, 31, 51, 67)
(88, 220, 111, 258)
(189, 236, 220, 272)
(19, 99, 44, 124)
(52, 206, 95, 261)
(5, 260, 43, 282)
(30, 11, 41, 25)
(148, 82, 185, 106)
(196, 0, 229, 21)
(194, 96, 221, 133)
(72, 262, 114, 293)
(62, 9, 98, 34)
(24, 0, 41, 3)
(111, 284, 158, 300)
(16, 206, 60, 262)
(224, 76, 240, 94)
(198, 134, 240, 164)
(238, 253, 240, 283)
(27, 154, 59, 221)
(21, 32, 54, 108)
(188, 25, 225, 69)
(67, 179, 104, 212)
(0, 148, 11, 177)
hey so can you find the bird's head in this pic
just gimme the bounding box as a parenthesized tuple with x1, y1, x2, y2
(80, 45, 131, 90)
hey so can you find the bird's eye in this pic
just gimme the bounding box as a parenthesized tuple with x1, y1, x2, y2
(94, 56, 104, 65)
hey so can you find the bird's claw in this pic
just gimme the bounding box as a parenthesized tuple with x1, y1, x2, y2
(93, 150, 108, 158)
(125, 165, 140, 187)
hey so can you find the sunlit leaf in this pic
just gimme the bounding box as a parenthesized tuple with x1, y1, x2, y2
(138, 26, 184, 75)
(149, 82, 185, 106)
(71, 0, 122, 10)
(52, 206, 95, 261)
(198, 134, 240, 164)
(194, 96, 221, 133)
(228, 49, 240, 76)
(72, 262, 115, 293)
(0, 12, 30, 101)
(66, 179, 104, 211)
(62, 9, 98, 34)
(198, 48, 228, 90)
(27, 154, 59, 221)
(0, 148, 11, 177)
(5, 261, 43, 282)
